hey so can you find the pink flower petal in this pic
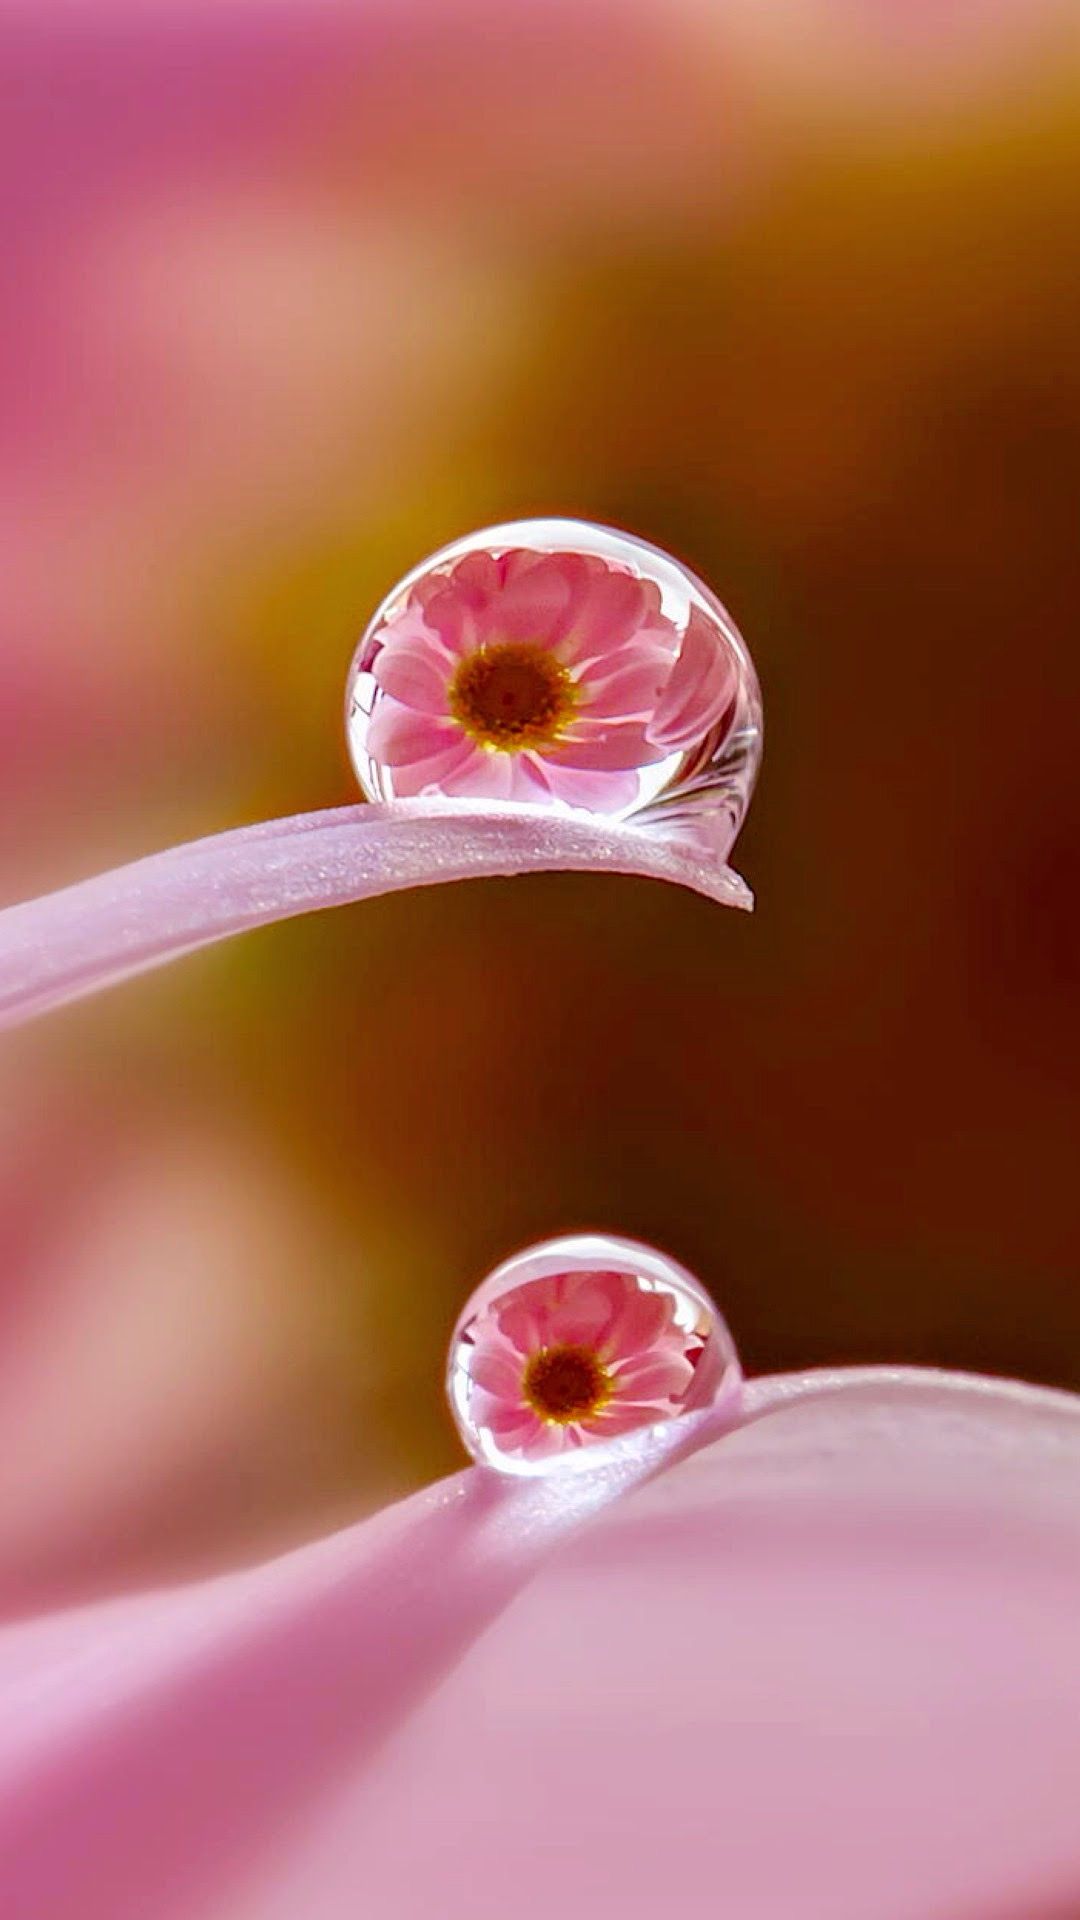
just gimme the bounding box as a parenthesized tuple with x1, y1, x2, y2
(646, 605, 739, 751)
(364, 700, 459, 768)
(601, 1286, 675, 1361)
(382, 738, 478, 798)
(491, 1296, 548, 1357)
(0, 805, 753, 1031)
(540, 1278, 622, 1350)
(562, 568, 648, 663)
(498, 549, 547, 588)
(562, 1267, 629, 1311)
(437, 751, 518, 800)
(1, 1371, 1077, 1920)
(513, 1420, 575, 1460)
(503, 758, 558, 803)
(444, 552, 501, 608)
(466, 1350, 524, 1399)
(371, 638, 452, 714)
(369, 607, 452, 659)
(578, 654, 673, 720)
(477, 1404, 539, 1443)
(609, 1354, 696, 1401)
(529, 761, 641, 813)
(490, 1270, 624, 1355)
(578, 632, 677, 681)
(588, 1400, 671, 1436)
(420, 588, 482, 658)
(539, 551, 598, 643)
(478, 559, 571, 646)
(549, 724, 668, 771)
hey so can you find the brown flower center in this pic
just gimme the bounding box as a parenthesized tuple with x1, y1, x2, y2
(522, 1345, 612, 1424)
(448, 642, 577, 752)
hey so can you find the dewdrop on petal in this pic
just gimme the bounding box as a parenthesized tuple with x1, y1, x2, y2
(347, 519, 761, 863)
(447, 1234, 741, 1477)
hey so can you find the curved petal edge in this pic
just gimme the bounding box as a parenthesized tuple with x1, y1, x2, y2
(0, 802, 752, 1030)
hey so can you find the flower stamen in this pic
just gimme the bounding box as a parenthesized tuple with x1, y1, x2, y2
(522, 1344, 613, 1425)
(448, 643, 577, 753)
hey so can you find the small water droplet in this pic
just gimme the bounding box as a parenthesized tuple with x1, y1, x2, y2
(447, 1234, 741, 1476)
(346, 519, 761, 863)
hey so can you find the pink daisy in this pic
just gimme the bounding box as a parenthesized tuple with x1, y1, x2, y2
(461, 1266, 700, 1461)
(358, 547, 736, 813)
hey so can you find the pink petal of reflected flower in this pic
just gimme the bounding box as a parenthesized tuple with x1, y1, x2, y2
(524, 1271, 620, 1348)
(579, 653, 673, 718)
(503, 758, 560, 803)
(463, 1350, 522, 1398)
(647, 605, 740, 752)
(369, 643, 451, 713)
(437, 751, 519, 801)
(608, 1353, 695, 1399)
(479, 560, 573, 644)
(602, 1284, 675, 1360)
(446, 551, 502, 605)
(476, 1402, 538, 1442)
(417, 587, 481, 658)
(363, 702, 457, 768)
(527, 760, 642, 813)
(0, 1371, 1077, 1920)
(488, 1298, 546, 1358)
(562, 569, 649, 662)
(0, 804, 752, 1031)
(380, 738, 477, 798)
(591, 1399, 680, 1435)
(578, 632, 679, 685)
(549, 725, 668, 771)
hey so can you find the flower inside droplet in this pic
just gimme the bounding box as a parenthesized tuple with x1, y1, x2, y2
(446, 1239, 742, 1476)
(448, 642, 578, 753)
(449, 1259, 726, 1466)
(347, 522, 760, 843)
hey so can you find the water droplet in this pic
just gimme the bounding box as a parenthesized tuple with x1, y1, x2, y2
(346, 519, 761, 863)
(447, 1234, 741, 1476)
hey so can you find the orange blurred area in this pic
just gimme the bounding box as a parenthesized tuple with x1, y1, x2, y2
(1, 0, 1079, 1608)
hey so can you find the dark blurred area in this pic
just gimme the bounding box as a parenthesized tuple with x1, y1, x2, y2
(1, 0, 1078, 1611)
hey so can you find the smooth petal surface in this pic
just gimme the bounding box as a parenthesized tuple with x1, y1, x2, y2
(234, 1368, 1080, 1920)
(0, 1370, 1077, 1919)
(0, 803, 751, 1030)
(0, 1390, 743, 1920)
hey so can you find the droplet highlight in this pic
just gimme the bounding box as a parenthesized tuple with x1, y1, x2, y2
(447, 1234, 741, 1476)
(346, 519, 761, 863)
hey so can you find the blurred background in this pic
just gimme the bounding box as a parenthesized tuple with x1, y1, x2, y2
(2, 0, 1079, 1614)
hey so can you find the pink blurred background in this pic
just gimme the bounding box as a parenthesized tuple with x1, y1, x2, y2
(2, 0, 1079, 1613)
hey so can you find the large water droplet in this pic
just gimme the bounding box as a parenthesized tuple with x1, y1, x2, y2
(447, 1234, 741, 1476)
(346, 519, 761, 863)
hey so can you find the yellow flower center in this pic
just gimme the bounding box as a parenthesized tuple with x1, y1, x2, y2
(522, 1345, 613, 1425)
(448, 642, 577, 753)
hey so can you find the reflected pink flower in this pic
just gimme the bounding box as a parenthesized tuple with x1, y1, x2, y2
(464, 1267, 698, 1458)
(365, 548, 688, 810)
